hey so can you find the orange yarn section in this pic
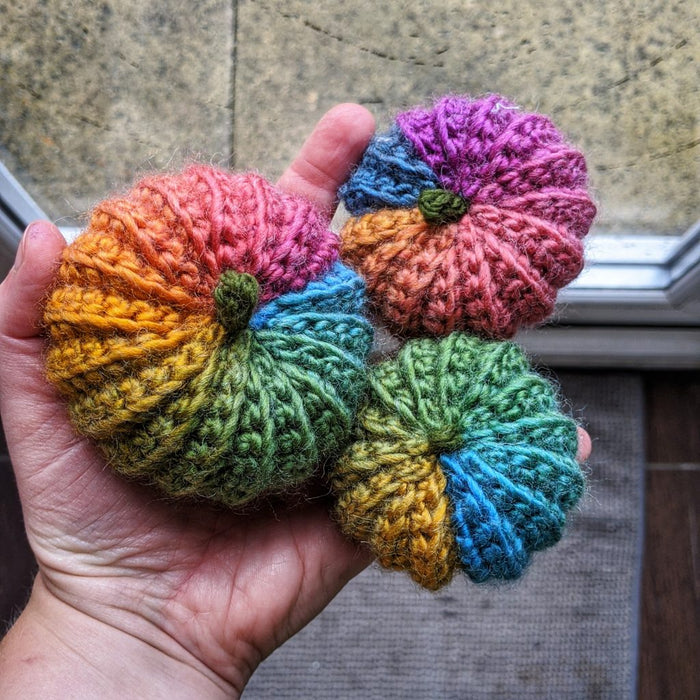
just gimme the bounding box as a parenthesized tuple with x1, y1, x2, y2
(44, 219, 220, 438)
(340, 205, 584, 338)
(333, 419, 458, 591)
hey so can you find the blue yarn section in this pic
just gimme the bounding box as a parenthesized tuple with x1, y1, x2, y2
(250, 261, 367, 327)
(250, 261, 374, 361)
(440, 440, 579, 583)
(339, 125, 438, 215)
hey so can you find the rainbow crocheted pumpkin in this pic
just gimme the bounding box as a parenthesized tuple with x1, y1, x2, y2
(329, 96, 593, 590)
(339, 95, 597, 339)
(332, 333, 584, 590)
(43, 166, 373, 507)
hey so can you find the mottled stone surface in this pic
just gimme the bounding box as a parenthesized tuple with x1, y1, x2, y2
(234, 0, 698, 235)
(1, 1, 697, 234)
(0, 1, 233, 224)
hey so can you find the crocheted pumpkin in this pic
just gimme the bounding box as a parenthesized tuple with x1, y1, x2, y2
(332, 333, 584, 591)
(43, 166, 373, 507)
(339, 94, 597, 339)
(330, 95, 593, 589)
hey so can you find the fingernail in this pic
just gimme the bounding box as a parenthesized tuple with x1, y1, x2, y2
(13, 222, 41, 272)
(576, 426, 592, 463)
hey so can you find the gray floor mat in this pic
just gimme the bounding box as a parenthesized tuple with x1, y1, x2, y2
(245, 372, 644, 699)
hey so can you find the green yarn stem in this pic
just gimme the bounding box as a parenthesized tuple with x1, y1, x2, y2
(427, 425, 463, 454)
(418, 188, 470, 225)
(214, 270, 259, 336)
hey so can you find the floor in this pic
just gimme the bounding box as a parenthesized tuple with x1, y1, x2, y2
(0, 370, 697, 696)
(639, 372, 700, 700)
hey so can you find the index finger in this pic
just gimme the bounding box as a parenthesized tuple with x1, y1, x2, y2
(277, 103, 375, 213)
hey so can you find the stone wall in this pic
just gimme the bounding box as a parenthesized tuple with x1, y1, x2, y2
(1, 0, 697, 233)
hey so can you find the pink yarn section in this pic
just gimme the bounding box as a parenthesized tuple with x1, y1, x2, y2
(124, 165, 339, 304)
(366, 204, 583, 338)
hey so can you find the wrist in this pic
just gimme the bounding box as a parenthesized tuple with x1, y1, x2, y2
(0, 575, 237, 699)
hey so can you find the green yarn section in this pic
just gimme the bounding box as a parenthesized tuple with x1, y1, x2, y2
(366, 333, 579, 463)
(101, 323, 371, 508)
(214, 270, 259, 336)
(417, 188, 470, 225)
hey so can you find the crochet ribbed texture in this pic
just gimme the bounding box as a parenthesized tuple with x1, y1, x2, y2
(331, 334, 584, 591)
(42, 96, 591, 591)
(339, 94, 597, 339)
(329, 95, 593, 589)
(43, 166, 373, 507)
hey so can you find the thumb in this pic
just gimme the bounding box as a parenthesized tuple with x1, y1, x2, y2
(0, 221, 66, 427)
(0, 221, 66, 341)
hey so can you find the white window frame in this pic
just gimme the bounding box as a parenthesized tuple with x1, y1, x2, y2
(519, 224, 700, 368)
(2, 160, 699, 368)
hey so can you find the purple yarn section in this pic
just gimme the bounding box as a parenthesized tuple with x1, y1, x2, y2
(396, 95, 591, 221)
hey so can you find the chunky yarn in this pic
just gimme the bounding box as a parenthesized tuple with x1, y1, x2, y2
(43, 165, 373, 507)
(332, 333, 584, 590)
(339, 95, 597, 338)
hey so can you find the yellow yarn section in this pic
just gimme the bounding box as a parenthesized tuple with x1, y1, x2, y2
(45, 319, 223, 439)
(333, 414, 458, 591)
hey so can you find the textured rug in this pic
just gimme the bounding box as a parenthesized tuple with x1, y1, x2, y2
(245, 372, 644, 699)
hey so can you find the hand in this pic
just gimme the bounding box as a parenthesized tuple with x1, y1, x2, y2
(0, 102, 592, 699)
(0, 104, 376, 699)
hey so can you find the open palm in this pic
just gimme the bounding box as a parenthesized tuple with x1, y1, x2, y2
(0, 104, 375, 695)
